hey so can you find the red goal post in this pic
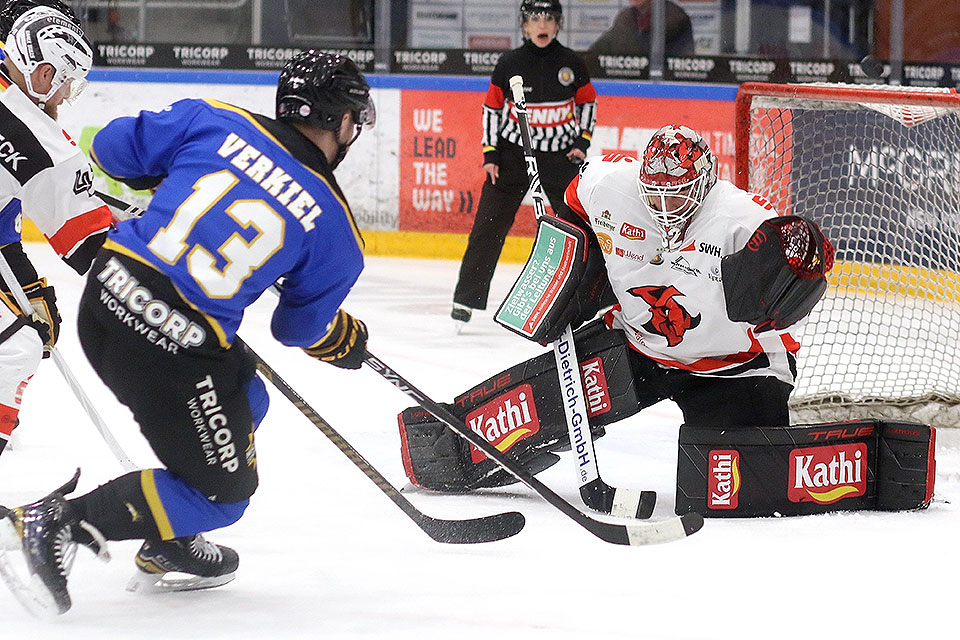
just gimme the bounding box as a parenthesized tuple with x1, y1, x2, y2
(734, 82, 960, 428)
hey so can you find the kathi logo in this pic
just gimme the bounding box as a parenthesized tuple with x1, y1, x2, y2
(789, 443, 866, 504)
(708, 450, 740, 509)
(466, 384, 540, 463)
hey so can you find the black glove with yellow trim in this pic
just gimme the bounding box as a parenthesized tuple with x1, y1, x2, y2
(1, 278, 60, 356)
(303, 309, 368, 369)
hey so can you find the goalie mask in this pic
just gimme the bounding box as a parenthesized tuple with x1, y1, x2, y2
(277, 50, 375, 169)
(4, 5, 92, 107)
(638, 125, 717, 251)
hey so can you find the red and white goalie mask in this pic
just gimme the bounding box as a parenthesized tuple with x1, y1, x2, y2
(637, 125, 717, 251)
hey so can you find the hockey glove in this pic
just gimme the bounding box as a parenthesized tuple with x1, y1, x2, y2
(303, 309, 368, 369)
(8, 278, 60, 355)
(722, 215, 834, 333)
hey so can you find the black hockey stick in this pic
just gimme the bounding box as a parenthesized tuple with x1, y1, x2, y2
(239, 339, 524, 545)
(95, 189, 144, 220)
(508, 75, 654, 519)
(365, 351, 703, 546)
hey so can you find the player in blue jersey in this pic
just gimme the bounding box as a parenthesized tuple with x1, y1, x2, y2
(0, 50, 375, 615)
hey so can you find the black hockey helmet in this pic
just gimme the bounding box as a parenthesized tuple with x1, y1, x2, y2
(519, 0, 563, 26)
(0, 0, 80, 40)
(276, 50, 374, 133)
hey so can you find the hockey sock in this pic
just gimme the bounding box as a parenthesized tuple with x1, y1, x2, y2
(70, 469, 248, 541)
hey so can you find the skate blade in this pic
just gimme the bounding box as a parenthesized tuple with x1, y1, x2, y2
(0, 520, 63, 618)
(126, 569, 236, 594)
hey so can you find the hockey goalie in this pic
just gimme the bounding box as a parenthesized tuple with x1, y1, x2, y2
(398, 124, 935, 518)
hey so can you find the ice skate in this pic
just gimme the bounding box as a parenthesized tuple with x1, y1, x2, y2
(127, 534, 238, 594)
(451, 303, 472, 333)
(0, 472, 109, 617)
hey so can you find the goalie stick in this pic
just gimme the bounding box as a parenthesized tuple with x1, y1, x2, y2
(508, 75, 654, 519)
(239, 338, 525, 545)
(365, 351, 703, 546)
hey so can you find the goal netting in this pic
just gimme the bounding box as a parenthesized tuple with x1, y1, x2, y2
(735, 82, 960, 428)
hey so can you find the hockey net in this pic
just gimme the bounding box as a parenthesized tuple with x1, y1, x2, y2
(735, 82, 960, 428)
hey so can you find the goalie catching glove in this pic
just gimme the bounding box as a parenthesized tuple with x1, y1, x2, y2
(0, 278, 60, 355)
(721, 215, 833, 333)
(303, 309, 367, 369)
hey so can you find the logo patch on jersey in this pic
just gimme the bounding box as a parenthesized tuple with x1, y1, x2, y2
(593, 209, 615, 231)
(615, 247, 644, 262)
(73, 167, 94, 195)
(619, 223, 645, 240)
(557, 66, 575, 86)
(669, 256, 701, 277)
(596, 232, 613, 254)
(628, 284, 701, 347)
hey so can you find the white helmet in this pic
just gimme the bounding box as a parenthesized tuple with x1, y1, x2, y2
(638, 124, 717, 251)
(5, 5, 92, 106)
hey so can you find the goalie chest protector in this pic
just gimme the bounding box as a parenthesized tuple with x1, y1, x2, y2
(676, 420, 935, 517)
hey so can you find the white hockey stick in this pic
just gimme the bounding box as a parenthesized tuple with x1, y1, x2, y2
(0, 249, 136, 472)
(508, 75, 653, 519)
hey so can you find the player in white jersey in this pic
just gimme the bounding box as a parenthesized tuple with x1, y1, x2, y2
(563, 124, 831, 425)
(396, 125, 833, 494)
(0, 4, 111, 455)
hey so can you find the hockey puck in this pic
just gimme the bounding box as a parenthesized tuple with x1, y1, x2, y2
(859, 55, 884, 79)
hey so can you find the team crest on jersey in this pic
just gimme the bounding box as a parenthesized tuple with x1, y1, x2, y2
(628, 285, 701, 347)
(557, 66, 574, 86)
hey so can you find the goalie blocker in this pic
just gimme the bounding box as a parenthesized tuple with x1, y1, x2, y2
(677, 420, 935, 517)
(399, 319, 639, 491)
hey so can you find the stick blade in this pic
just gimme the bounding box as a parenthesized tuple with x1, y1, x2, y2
(419, 511, 525, 544)
(622, 512, 704, 546)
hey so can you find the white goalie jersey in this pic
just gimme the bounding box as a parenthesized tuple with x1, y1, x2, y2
(0, 65, 111, 271)
(564, 153, 802, 385)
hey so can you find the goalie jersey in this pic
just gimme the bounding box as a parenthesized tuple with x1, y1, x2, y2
(564, 154, 801, 385)
(90, 98, 364, 348)
(0, 64, 111, 272)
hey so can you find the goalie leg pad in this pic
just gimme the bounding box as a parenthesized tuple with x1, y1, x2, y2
(398, 319, 639, 491)
(676, 419, 935, 517)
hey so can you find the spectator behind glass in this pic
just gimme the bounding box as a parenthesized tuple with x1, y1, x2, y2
(589, 0, 695, 57)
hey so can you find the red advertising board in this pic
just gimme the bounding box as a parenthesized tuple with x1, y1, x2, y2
(399, 90, 736, 236)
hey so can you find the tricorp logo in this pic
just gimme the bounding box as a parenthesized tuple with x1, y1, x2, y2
(466, 384, 540, 463)
(708, 450, 740, 509)
(579, 357, 611, 418)
(789, 443, 866, 504)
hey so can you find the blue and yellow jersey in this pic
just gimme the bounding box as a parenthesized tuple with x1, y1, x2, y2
(91, 98, 364, 347)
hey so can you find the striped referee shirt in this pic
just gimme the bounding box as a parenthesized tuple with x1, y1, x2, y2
(482, 39, 597, 163)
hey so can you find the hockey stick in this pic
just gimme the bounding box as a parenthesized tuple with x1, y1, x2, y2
(0, 250, 137, 472)
(95, 190, 144, 221)
(508, 75, 653, 519)
(239, 338, 524, 545)
(365, 351, 703, 546)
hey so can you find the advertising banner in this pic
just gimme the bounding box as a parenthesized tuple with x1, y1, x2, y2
(398, 90, 736, 237)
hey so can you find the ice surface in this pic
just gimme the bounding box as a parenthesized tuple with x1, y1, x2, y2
(1, 244, 957, 639)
